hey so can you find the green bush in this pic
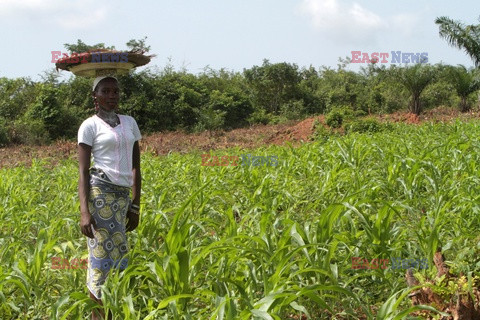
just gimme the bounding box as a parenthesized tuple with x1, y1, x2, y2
(280, 100, 306, 120)
(0, 117, 9, 146)
(326, 110, 343, 128)
(194, 105, 226, 133)
(247, 108, 273, 125)
(337, 106, 356, 120)
(345, 118, 382, 133)
(269, 115, 289, 125)
(354, 109, 368, 117)
(313, 121, 333, 142)
(10, 118, 50, 145)
(25, 83, 64, 140)
(422, 80, 456, 110)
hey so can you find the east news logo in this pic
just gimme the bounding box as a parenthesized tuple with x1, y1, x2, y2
(51, 51, 129, 64)
(351, 51, 428, 64)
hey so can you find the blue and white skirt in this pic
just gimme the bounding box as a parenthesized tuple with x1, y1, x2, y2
(86, 168, 130, 299)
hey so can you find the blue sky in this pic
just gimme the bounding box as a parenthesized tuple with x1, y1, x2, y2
(0, 0, 478, 81)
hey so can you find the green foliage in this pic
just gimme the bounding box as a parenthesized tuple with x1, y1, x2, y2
(0, 117, 8, 146)
(0, 77, 35, 120)
(312, 120, 335, 142)
(198, 69, 254, 129)
(247, 108, 273, 125)
(63, 39, 115, 53)
(280, 100, 306, 120)
(337, 106, 357, 120)
(435, 16, 480, 67)
(320, 65, 367, 111)
(244, 59, 302, 114)
(0, 60, 468, 146)
(25, 83, 63, 140)
(126, 36, 151, 53)
(298, 66, 327, 114)
(365, 74, 408, 114)
(3, 122, 480, 318)
(421, 78, 456, 110)
(444, 65, 480, 112)
(345, 118, 383, 133)
(64, 37, 151, 55)
(391, 64, 437, 115)
(194, 93, 226, 133)
(9, 117, 50, 145)
(325, 110, 343, 128)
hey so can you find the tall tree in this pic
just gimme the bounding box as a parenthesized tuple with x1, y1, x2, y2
(446, 65, 480, 112)
(244, 60, 302, 114)
(392, 64, 436, 115)
(435, 16, 480, 67)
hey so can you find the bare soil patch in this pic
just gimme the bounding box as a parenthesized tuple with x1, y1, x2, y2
(1, 108, 479, 168)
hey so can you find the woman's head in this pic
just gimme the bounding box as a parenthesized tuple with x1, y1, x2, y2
(92, 76, 119, 112)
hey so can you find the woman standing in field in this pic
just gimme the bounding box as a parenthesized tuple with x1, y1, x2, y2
(78, 76, 141, 320)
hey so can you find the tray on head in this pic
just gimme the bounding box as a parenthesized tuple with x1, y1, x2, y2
(55, 50, 152, 77)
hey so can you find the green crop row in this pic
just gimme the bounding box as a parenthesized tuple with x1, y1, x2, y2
(1, 121, 480, 319)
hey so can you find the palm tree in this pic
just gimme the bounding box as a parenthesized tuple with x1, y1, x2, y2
(392, 64, 436, 115)
(446, 65, 480, 112)
(435, 16, 480, 67)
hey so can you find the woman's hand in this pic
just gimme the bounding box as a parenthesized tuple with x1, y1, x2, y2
(126, 210, 139, 232)
(80, 212, 97, 238)
(78, 143, 94, 238)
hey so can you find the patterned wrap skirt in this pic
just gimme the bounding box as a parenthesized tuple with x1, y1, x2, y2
(87, 168, 130, 299)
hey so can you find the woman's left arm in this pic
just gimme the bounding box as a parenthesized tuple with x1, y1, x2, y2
(126, 140, 141, 232)
(131, 140, 141, 206)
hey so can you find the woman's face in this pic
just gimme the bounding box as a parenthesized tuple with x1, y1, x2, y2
(93, 78, 120, 112)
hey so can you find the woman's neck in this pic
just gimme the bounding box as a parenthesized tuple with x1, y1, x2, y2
(97, 109, 116, 119)
(97, 109, 119, 127)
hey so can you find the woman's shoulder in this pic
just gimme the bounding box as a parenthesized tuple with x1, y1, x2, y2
(79, 115, 98, 129)
(80, 115, 98, 124)
(119, 114, 138, 125)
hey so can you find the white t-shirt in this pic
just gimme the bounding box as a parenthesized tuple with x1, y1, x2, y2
(78, 114, 142, 187)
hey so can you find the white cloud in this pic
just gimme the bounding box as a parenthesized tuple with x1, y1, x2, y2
(298, 0, 385, 44)
(349, 3, 383, 29)
(0, 0, 50, 12)
(54, 7, 107, 29)
(298, 0, 422, 46)
(0, 0, 62, 15)
(0, 0, 108, 29)
(390, 13, 420, 37)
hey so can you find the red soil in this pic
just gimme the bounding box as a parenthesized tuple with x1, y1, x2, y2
(1, 108, 479, 168)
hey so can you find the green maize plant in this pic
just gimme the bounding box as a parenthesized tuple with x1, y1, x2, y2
(2, 121, 480, 319)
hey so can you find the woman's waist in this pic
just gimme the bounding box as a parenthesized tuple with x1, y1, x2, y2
(89, 167, 131, 192)
(89, 159, 133, 183)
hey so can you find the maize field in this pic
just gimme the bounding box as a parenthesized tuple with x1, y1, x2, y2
(2, 121, 480, 319)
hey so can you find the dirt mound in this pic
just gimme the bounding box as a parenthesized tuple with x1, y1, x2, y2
(381, 107, 480, 124)
(0, 122, 295, 168)
(266, 116, 322, 145)
(141, 121, 294, 156)
(381, 112, 420, 124)
(2, 109, 480, 168)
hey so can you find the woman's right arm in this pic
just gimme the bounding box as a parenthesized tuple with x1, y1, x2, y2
(78, 143, 96, 238)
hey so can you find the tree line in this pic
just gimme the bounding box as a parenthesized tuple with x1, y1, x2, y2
(1, 14, 480, 147)
(0, 59, 478, 146)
